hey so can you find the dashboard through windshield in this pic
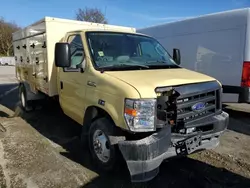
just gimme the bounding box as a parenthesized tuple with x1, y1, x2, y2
(86, 31, 180, 71)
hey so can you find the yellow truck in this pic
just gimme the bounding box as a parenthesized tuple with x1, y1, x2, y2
(12, 17, 229, 182)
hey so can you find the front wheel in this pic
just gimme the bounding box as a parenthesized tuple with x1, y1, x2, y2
(88, 117, 119, 171)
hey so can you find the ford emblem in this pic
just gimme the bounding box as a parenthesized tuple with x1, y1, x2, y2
(191, 102, 206, 111)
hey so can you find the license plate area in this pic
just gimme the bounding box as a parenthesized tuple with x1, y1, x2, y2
(175, 134, 202, 155)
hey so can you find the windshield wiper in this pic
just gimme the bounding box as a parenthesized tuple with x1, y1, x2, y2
(99, 63, 149, 70)
(145, 60, 180, 68)
(146, 60, 169, 64)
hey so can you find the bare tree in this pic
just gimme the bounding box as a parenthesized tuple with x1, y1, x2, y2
(0, 17, 20, 56)
(76, 7, 108, 24)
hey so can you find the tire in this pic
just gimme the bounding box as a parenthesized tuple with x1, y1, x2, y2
(88, 117, 120, 171)
(19, 84, 33, 112)
(80, 125, 89, 149)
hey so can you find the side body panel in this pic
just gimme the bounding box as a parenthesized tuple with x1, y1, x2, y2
(13, 21, 48, 94)
(245, 10, 250, 62)
(30, 33, 48, 93)
(138, 8, 249, 103)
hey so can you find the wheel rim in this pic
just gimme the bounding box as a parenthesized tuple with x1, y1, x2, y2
(93, 129, 110, 163)
(21, 91, 25, 108)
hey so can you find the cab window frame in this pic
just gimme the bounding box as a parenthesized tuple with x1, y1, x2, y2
(63, 33, 85, 72)
(85, 31, 175, 71)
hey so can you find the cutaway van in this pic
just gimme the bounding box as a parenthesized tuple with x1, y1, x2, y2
(13, 17, 228, 182)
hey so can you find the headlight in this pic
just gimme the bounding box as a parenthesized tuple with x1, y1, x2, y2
(124, 98, 156, 132)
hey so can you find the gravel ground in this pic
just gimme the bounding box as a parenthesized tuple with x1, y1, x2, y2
(0, 67, 250, 187)
(0, 116, 98, 188)
(2, 105, 250, 188)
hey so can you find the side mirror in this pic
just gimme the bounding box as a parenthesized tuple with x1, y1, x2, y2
(55, 42, 71, 67)
(173, 48, 181, 65)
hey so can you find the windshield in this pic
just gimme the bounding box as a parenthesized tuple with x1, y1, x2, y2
(86, 32, 180, 71)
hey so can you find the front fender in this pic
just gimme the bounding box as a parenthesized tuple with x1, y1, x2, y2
(84, 71, 141, 130)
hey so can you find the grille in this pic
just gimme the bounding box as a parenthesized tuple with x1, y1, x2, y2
(176, 89, 221, 125)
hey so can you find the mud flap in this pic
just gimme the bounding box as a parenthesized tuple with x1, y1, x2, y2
(118, 126, 171, 182)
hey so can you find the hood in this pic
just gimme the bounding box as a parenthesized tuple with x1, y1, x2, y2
(105, 68, 217, 98)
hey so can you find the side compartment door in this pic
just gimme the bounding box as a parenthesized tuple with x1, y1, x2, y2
(26, 37, 36, 92)
(20, 39, 28, 80)
(33, 33, 48, 93)
(13, 41, 22, 80)
(58, 33, 87, 124)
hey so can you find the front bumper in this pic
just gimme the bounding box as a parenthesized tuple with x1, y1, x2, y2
(118, 111, 229, 182)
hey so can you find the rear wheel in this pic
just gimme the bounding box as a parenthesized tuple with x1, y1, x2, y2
(88, 117, 120, 171)
(19, 84, 33, 112)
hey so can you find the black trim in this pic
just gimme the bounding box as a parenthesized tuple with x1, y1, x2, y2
(156, 81, 221, 127)
(35, 57, 39, 64)
(42, 41, 46, 48)
(60, 81, 63, 89)
(222, 85, 250, 103)
(63, 67, 84, 72)
(167, 80, 220, 98)
(30, 43, 35, 48)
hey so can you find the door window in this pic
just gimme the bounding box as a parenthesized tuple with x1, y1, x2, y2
(67, 34, 84, 69)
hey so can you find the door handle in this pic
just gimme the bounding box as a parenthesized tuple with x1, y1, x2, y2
(60, 81, 63, 89)
(35, 57, 39, 64)
(87, 81, 96, 87)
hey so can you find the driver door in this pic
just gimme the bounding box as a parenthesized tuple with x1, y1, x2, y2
(58, 33, 87, 124)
